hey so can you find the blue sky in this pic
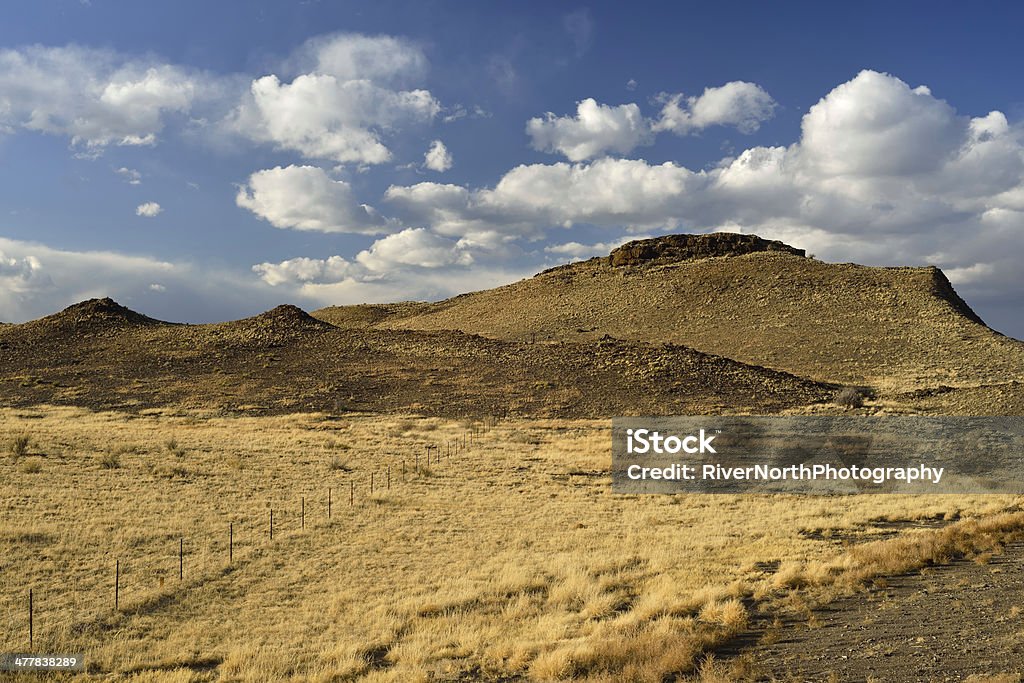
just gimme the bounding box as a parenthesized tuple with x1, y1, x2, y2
(1, 1, 1023, 338)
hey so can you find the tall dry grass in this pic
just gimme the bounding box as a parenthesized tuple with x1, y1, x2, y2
(0, 405, 1019, 681)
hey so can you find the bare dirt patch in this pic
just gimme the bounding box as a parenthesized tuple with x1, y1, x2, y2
(753, 540, 1024, 681)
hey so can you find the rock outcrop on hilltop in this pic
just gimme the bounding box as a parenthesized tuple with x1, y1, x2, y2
(34, 297, 167, 331)
(608, 233, 805, 267)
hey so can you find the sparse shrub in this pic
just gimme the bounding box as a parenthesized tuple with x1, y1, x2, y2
(10, 434, 30, 458)
(154, 464, 190, 478)
(99, 451, 121, 469)
(834, 387, 864, 409)
(328, 455, 351, 472)
(165, 438, 178, 452)
(164, 438, 185, 457)
(19, 457, 43, 474)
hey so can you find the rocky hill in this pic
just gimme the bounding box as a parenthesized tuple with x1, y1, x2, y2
(319, 234, 1023, 392)
(0, 300, 833, 418)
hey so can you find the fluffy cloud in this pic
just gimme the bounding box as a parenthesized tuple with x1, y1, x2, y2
(229, 34, 440, 165)
(250, 226, 532, 307)
(654, 81, 777, 135)
(252, 228, 472, 289)
(355, 228, 472, 270)
(0, 45, 206, 152)
(386, 158, 696, 239)
(527, 99, 651, 161)
(236, 165, 391, 234)
(526, 82, 775, 161)
(135, 202, 162, 217)
(385, 70, 1024, 334)
(424, 139, 453, 172)
(252, 255, 356, 286)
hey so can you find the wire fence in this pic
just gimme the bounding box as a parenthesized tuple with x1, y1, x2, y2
(3, 417, 501, 658)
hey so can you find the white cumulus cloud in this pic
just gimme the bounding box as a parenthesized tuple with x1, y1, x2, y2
(253, 255, 356, 286)
(135, 202, 162, 217)
(654, 81, 777, 135)
(229, 33, 441, 165)
(424, 139, 453, 172)
(356, 228, 472, 271)
(527, 99, 651, 161)
(236, 165, 391, 234)
(526, 82, 776, 161)
(0, 45, 209, 152)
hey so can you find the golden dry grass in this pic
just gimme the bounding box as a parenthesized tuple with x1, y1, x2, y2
(0, 405, 1020, 681)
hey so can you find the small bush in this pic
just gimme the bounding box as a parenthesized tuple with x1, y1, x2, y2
(99, 452, 121, 469)
(11, 435, 30, 458)
(834, 387, 864, 409)
(165, 438, 186, 457)
(328, 455, 351, 472)
(20, 458, 43, 474)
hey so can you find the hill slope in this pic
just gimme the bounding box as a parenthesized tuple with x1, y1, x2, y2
(0, 300, 832, 417)
(315, 234, 1024, 390)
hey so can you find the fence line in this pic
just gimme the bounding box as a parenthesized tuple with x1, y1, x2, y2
(10, 414, 503, 651)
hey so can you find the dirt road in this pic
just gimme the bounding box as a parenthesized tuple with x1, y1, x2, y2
(754, 541, 1024, 681)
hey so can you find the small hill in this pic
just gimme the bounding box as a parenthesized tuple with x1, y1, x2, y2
(332, 234, 1023, 390)
(35, 297, 166, 330)
(214, 303, 335, 337)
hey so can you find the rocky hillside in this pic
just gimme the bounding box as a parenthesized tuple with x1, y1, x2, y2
(0, 300, 833, 418)
(320, 234, 1024, 391)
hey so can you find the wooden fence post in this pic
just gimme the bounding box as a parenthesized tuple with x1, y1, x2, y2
(115, 560, 120, 611)
(229, 523, 233, 564)
(28, 589, 33, 648)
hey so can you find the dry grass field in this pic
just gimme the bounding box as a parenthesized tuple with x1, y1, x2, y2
(2, 406, 1020, 681)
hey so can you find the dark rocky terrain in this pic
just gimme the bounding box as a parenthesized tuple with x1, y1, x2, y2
(0, 297, 831, 417)
(3, 232, 1022, 417)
